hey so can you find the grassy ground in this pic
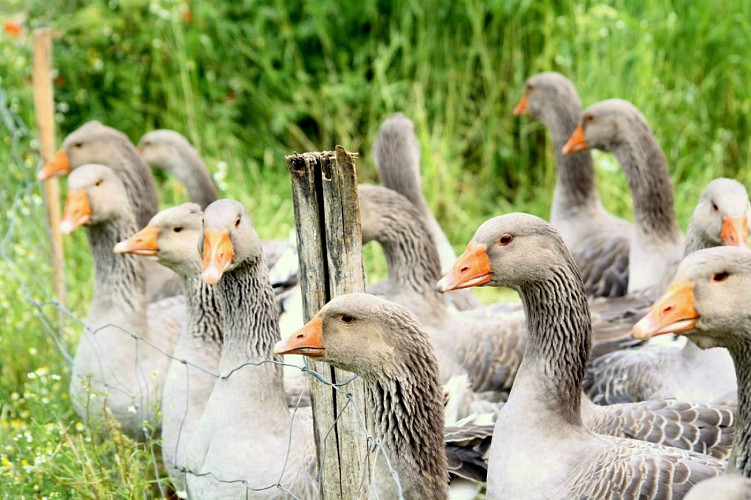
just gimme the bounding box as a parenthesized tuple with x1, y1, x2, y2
(2, 0, 751, 496)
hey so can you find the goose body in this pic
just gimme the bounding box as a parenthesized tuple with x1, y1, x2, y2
(437, 213, 723, 498)
(275, 293, 450, 499)
(516, 72, 631, 297)
(563, 99, 683, 298)
(359, 184, 635, 403)
(60, 164, 181, 439)
(39, 120, 181, 302)
(373, 113, 480, 310)
(634, 246, 751, 495)
(585, 178, 749, 405)
(184, 200, 316, 498)
(114, 203, 223, 491)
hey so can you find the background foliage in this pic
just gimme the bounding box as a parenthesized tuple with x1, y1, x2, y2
(1, 0, 751, 495)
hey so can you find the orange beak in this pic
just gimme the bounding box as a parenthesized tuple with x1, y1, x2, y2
(60, 189, 92, 234)
(513, 94, 529, 116)
(562, 124, 589, 154)
(633, 281, 700, 340)
(201, 228, 235, 285)
(113, 225, 160, 256)
(273, 316, 324, 357)
(37, 149, 71, 181)
(720, 215, 749, 248)
(436, 241, 492, 292)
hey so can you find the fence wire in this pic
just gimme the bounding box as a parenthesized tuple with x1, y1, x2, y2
(0, 84, 406, 498)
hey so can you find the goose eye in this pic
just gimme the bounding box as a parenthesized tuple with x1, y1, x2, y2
(712, 271, 729, 282)
(711, 202, 719, 212)
(585, 114, 594, 123)
(94, 179, 102, 187)
(498, 234, 513, 246)
(526, 83, 534, 92)
(173, 226, 183, 233)
(339, 314, 355, 324)
(234, 216, 241, 228)
(73, 142, 83, 148)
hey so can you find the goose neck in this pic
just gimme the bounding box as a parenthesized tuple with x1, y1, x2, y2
(726, 335, 751, 476)
(514, 263, 590, 425)
(184, 274, 223, 346)
(611, 130, 679, 240)
(364, 339, 448, 497)
(167, 147, 218, 209)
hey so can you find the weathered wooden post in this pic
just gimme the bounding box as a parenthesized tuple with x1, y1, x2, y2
(286, 146, 372, 499)
(32, 28, 66, 305)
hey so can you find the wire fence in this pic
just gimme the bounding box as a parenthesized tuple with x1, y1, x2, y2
(0, 84, 410, 498)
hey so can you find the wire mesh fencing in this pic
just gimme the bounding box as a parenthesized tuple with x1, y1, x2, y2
(0, 83, 406, 499)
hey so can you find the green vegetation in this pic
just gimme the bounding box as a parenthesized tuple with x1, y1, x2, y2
(1, 0, 750, 495)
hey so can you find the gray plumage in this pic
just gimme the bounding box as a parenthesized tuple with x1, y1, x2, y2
(372, 112, 480, 310)
(296, 294, 450, 499)
(359, 184, 636, 403)
(520, 72, 631, 297)
(574, 99, 683, 298)
(184, 200, 316, 499)
(137, 130, 219, 210)
(62, 121, 181, 302)
(584, 178, 749, 406)
(458, 214, 723, 499)
(65, 164, 181, 439)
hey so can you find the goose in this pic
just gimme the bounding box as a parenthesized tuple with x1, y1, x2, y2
(184, 199, 317, 498)
(359, 184, 639, 402)
(113, 203, 223, 491)
(633, 246, 751, 496)
(274, 293, 450, 499)
(562, 99, 683, 298)
(137, 130, 218, 209)
(515, 72, 630, 297)
(37, 120, 181, 302)
(372, 112, 480, 310)
(436, 213, 724, 498)
(59, 164, 182, 439)
(584, 178, 749, 405)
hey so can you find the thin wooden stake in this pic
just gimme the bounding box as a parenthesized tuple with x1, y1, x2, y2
(32, 28, 66, 305)
(286, 148, 371, 499)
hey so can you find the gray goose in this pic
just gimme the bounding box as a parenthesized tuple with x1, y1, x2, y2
(562, 98, 683, 299)
(274, 293, 450, 499)
(515, 72, 630, 297)
(184, 199, 316, 498)
(634, 246, 751, 496)
(59, 164, 182, 439)
(437, 213, 723, 498)
(38, 120, 181, 302)
(136, 129, 298, 304)
(359, 184, 636, 402)
(372, 112, 480, 310)
(585, 178, 749, 405)
(114, 203, 223, 492)
(137, 130, 218, 209)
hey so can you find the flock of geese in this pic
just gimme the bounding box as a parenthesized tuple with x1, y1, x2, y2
(34, 71, 751, 499)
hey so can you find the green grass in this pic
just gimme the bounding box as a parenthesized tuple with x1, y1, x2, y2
(2, 0, 751, 495)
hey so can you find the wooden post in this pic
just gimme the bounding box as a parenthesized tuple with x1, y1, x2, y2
(33, 28, 66, 305)
(286, 147, 371, 499)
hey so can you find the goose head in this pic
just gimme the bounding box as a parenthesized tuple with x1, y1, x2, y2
(199, 199, 262, 284)
(562, 99, 644, 154)
(633, 246, 751, 349)
(514, 72, 581, 120)
(435, 213, 570, 292)
(38, 121, 130, 180)
(59, 164, 128, 234)
(274, 293, 428, 379)
(691, 178, 750, 248)
(114, 203, 203, 272)
(137, 129, 190, 169)
(372, 112, 421, 181)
